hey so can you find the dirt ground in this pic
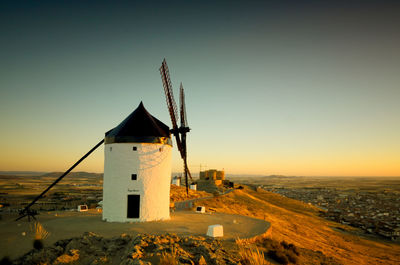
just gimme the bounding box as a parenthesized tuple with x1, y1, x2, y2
(0, 209, 269, 259)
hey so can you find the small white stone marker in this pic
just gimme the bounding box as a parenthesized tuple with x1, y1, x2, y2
(78, 205, 88, 212)
(207, 224, 223, 237)
(196, 206, 206, 213)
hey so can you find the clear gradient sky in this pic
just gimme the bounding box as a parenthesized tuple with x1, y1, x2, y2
(1, 1, 399, 176)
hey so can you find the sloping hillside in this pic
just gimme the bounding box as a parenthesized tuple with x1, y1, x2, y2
(170, 184, 211, 202)
(195, 186, 400, 265)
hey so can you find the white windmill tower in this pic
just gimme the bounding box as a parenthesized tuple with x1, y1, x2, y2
(102, 102, 173, 222)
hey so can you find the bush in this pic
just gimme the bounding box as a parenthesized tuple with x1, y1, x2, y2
(287, 251, 299, 264)
(280, 241, 299, 256)
(260, 238, 300, 264)
(159, 248, 178, 265)
(0, 256, 12, 265)
(267, 250, 289, 265)
(280, 241, 289, 249)
(33, 239, 44, 250)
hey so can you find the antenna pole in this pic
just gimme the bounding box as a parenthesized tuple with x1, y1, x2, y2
(16, 139, 104, 221)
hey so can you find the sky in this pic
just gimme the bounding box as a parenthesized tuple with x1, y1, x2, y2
(1, 0, 399, 176)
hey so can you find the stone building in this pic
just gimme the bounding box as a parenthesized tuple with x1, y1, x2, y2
(200, 169, 225, 186)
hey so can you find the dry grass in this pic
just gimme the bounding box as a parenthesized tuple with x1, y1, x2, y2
(30, 222, 50, 250)
(169, 185, 211, 203)
(31, 222, 50, 240)
(196, 186, 400, 265)
(236, 238, 270, 265)
(159, 247, 178, 265)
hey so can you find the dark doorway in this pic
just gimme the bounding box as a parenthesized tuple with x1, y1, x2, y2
(127, 195, 140, 218)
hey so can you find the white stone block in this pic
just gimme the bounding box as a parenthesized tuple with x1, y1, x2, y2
(207, 224, 223, 237)
(190, 184, 197, 190)
(172, 178, 180, 186)
(196, 206, 205, 213)
(78, 205, 88, 212)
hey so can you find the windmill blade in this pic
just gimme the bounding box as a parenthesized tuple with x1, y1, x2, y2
(180, 83, 188, 128)
(159, 59, 178, 131)
(183, 157, 189, 194)
(179, 84, 192, 180)
(179, 85, 193, 194)
(182, 157, 193, 194)
(182, 158, 193, 195)
(160, 59, 192, 195)
(181, 142, 192, 195)
(159, 59, 183, 152)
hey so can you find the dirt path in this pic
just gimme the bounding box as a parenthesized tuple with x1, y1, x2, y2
(0, 210, 269, 259)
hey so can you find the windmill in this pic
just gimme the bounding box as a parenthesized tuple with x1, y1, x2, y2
(159, 59, 193, 194)
(16, 59, 190, 222)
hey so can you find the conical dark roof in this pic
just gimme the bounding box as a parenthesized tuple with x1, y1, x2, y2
(105, 102, 171, 145)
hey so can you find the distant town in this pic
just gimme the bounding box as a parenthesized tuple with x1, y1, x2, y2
(259, 185, 400, 241)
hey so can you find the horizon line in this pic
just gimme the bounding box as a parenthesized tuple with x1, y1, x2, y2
(0, 170, 399, 178)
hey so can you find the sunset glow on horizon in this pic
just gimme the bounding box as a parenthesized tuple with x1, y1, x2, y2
(1, 1, 399, 177)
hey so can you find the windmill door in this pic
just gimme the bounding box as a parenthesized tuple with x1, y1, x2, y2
(127, 195, 140, 218)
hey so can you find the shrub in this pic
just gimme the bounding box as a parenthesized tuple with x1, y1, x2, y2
(33, 239, 44, 250)
(0, 256, 12, 265)
(288, 244, 299, 256)
(267, 250, 289, 265)
(159, 247, 178, 265)
(280, 241, 289, 249)
(280, 241, 299, 256)
(287, 251, 299, 264)
(259, 238, 300, 264)
(260, 238, 281, 250)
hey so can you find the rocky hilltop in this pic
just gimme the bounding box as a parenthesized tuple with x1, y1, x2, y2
(13, 232, 238, 265)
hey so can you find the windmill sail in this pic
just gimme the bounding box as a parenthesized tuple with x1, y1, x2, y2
(160, 59, 192, 194)
(159, 59, 183, 154)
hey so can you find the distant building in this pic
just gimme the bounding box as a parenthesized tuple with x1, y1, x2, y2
(172, 176, 181, 186)
(200, 169, 225, 186)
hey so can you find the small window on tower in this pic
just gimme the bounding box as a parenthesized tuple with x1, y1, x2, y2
(110, 147, 112, 151)
(131, 174, 137, 180)
(133, 146, 137, 151)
